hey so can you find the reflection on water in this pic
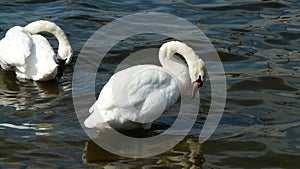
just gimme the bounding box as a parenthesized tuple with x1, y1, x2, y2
(0, 69, 61, 110)
(0, 122, 61, 136)
(83, 137, 204, 168)
(0, 0, 300, 168)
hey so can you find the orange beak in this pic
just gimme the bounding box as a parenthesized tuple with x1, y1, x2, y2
(191, 81, 202, 98)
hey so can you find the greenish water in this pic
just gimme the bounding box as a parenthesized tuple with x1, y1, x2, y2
(0, 0, 299, 168)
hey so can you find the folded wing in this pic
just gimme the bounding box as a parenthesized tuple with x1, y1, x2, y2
(0, 26, 33, 72)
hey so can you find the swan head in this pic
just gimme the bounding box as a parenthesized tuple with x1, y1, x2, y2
(57, 47, 73, 65)
(189, 58, 206, 98)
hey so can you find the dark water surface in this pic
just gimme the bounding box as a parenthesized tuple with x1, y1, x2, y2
(1, 0, 300, 168)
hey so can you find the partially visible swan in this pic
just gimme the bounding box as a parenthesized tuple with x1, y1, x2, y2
(0, 20, 72, 81)
(84, 41, 205, 130)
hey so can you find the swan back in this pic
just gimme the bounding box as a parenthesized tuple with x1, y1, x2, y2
(22, 35, 57, 81)
(0, 26, 32, 71)
(24, 20, 73, 64)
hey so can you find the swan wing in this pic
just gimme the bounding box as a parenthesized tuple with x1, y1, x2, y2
(137, 88, 169, 123)
(0, 26, 32, 71)
(20, 35, 57, 81)
(123, 65, 179, 123)
(88, 65, 180, 127)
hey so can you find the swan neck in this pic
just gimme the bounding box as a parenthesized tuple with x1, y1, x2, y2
(24, 20, 72, 63)
(159, 42, 198, 87)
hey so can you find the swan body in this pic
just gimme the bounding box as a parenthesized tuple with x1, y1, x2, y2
(84, 41, 205, 130)
(0, 20, 72, 81)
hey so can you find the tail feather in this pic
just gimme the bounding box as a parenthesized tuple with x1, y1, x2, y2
(85, 103, 109, 129)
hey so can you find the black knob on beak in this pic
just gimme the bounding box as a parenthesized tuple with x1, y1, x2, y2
(196, 75, 203, 87)
(56, 59, 66, 78)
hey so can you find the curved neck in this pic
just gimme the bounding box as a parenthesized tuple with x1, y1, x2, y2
(159, 41, 198, 88)
(24, 20, 72, 64)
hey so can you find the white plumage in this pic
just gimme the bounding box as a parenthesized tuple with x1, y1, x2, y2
(84, 41, 206, 130)
(0, 20, 72, 81)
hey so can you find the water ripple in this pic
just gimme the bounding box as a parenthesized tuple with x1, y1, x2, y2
(1, 0, 300, 168)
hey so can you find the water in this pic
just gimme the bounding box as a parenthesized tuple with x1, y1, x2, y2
(1, 0, 300, 168)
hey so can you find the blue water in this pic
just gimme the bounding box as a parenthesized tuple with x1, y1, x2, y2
(0, 0, 300, 168)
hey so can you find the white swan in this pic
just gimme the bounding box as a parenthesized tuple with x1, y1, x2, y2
(84, 41, 205, 130)
(0, 20, 72, 81)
